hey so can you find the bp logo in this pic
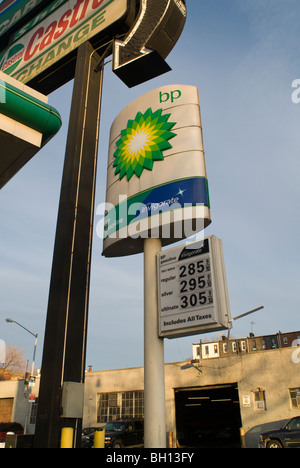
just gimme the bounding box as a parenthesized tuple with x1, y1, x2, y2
(0, 43, 24, 75)
(113, 108, 177, 181)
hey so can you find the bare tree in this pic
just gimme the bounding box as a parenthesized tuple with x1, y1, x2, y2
(0, 345, 27, 381)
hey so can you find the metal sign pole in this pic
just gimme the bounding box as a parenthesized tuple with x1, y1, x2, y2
(34, 41, 104, 449)
(143, 238, 166, 448)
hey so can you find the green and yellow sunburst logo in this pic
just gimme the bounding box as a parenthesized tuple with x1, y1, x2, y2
(113, 108, 177, 181)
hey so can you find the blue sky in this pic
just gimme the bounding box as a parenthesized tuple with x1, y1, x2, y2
(1, 0, 300, 371)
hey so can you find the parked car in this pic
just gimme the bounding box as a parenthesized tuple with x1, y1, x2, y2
(259, 417, 300, 448)
(104, 420, 144, 448)
(81, 426, 103, 448)
(82, 419, 144, 448)
(0, 422, 24, 443)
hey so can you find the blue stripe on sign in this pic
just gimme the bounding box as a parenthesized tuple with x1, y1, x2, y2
(135, 177, 210, 221)
(104, 177, 210, 239)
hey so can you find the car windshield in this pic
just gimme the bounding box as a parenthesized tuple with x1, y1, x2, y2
(82, 428, 96, 435)
(104, 422, 126, 432)
(286, 418, 300, 431)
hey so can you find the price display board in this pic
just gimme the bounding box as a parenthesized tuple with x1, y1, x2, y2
(157, 236, 231, 338)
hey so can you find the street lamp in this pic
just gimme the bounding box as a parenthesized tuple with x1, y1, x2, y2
(226, 306, 264, 345)
(5, 318, 38, 435)
(5, 318, 38, 377)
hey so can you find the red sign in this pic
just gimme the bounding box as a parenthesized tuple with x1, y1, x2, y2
(29, 394, 36, 403)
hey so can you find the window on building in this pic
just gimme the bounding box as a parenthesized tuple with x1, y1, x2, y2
(232, 342, 237, 352)
(253, 390, 266, 411)
(98, 393, 109, 422)
(122, 391, 133, 418)
(97, 391, 144, 423)
(241, 341, 246, 352)
(133, 391, 144, 418)
(252, 340, 257, 350)
(271, 338, 276, 348)
(0, 398, 13, 423)
(283, 337, 288, 346)
(205, 346, 209, 355)
(109, 393, 118, 407)
(214, 345, 218, 354)
(223, 343, 227, 353)
(289, 388, 300, 409)
(29, 398, 38, 425)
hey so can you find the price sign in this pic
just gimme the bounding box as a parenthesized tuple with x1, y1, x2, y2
(157, 236, 231, 338)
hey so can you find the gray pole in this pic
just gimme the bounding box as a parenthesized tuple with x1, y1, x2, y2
(143, 238, 166, 448)
(31, 334, 38, 378)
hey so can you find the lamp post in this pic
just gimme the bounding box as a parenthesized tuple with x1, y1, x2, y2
(6, 318, 38, 435)
(5, 318, 38, 378)
(226, 306, 264, 345)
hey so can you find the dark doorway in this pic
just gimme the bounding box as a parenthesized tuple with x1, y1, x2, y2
(175, 384, 242, 448)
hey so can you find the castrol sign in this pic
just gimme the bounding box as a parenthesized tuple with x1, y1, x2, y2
(0, 0, 134, 89)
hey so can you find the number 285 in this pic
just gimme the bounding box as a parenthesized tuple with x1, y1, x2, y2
(179, 261, 205, 277)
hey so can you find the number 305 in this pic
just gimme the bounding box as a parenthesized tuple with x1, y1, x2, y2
(180, 292, 207, 309)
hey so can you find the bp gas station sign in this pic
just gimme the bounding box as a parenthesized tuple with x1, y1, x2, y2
(102, 84, 211, 257)
(157, 236, 231, 338)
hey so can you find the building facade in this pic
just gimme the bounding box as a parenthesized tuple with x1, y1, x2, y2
(1, 333, 300, 448)
(192, 330, 300, 360)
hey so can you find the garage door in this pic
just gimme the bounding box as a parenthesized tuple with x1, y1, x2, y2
(175, 384, 242, 448)
(0, 398, 14, 423)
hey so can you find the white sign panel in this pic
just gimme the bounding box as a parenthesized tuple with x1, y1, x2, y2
(157, 236, 231, 338)
(102, 84, 211, 257)
(242, 396, 251, 407)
